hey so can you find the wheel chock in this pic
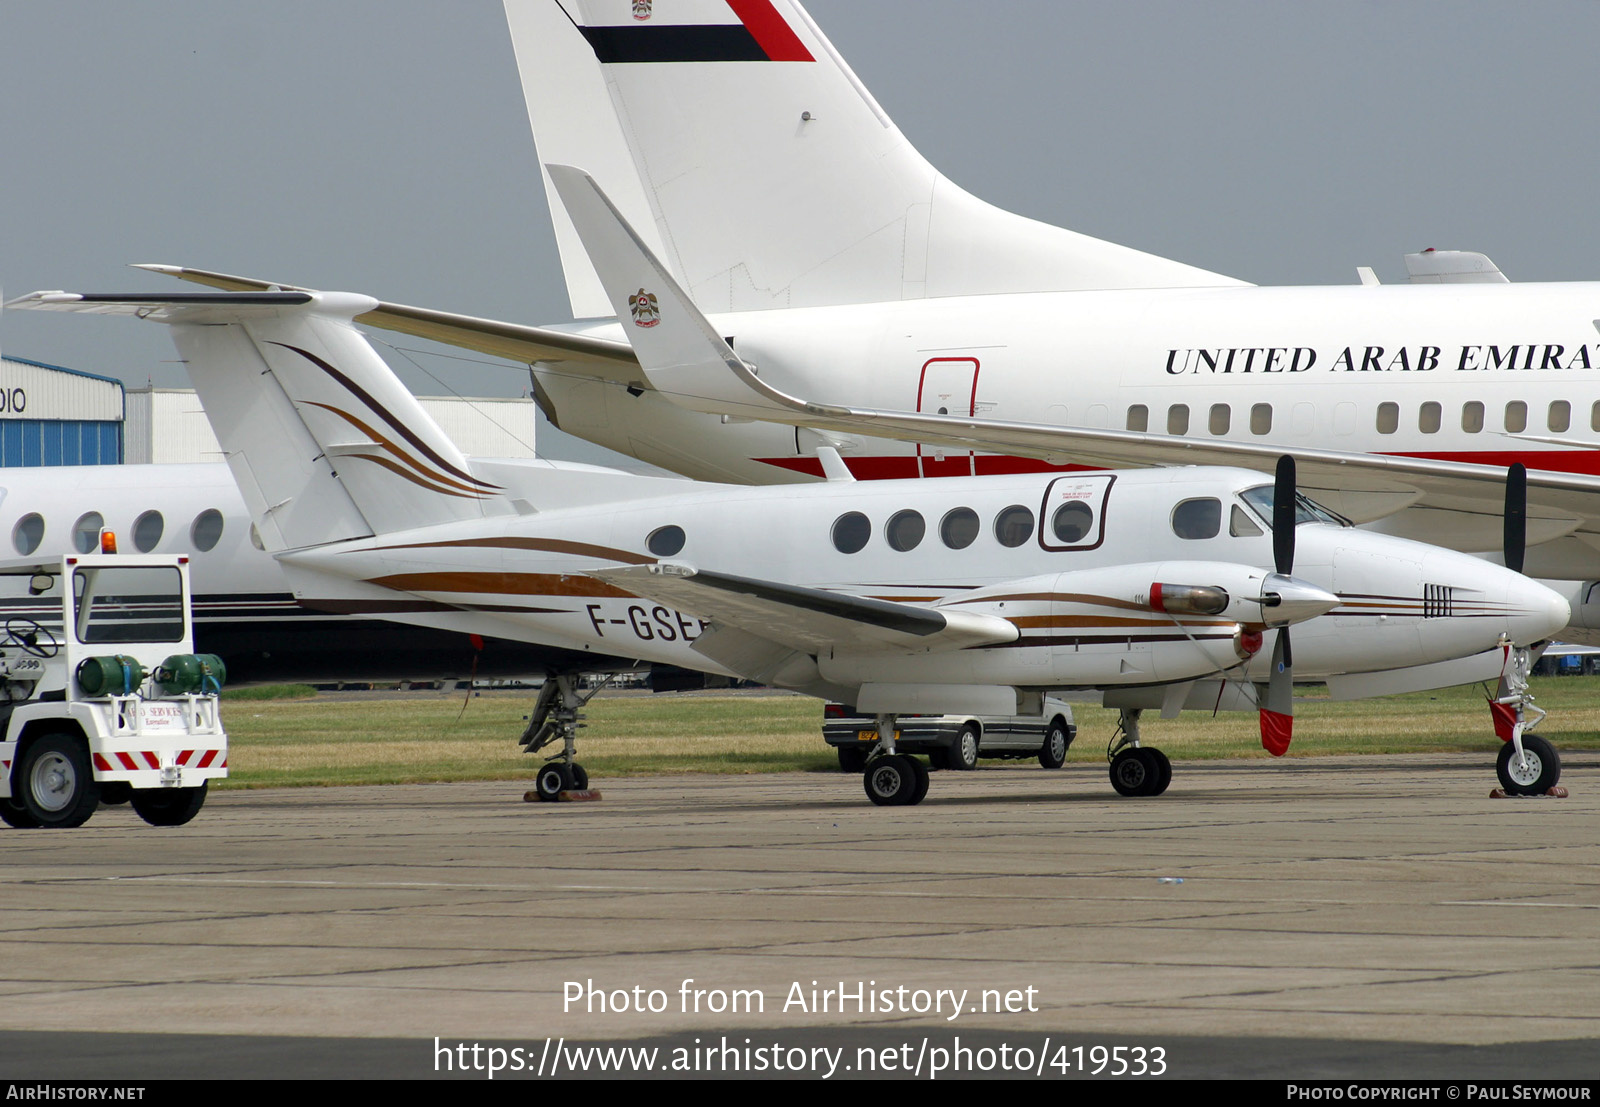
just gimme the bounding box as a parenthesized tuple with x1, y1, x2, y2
(1488, 786, 1569, 799)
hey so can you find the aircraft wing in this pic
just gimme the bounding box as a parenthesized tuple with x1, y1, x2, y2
(134, 264, 645, 386)
(587, 563, 1017, 656)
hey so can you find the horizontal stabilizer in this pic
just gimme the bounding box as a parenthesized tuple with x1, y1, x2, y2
(133, 264, 645, 384)
(8, 289, 516, 548)
(588, 562, 1017, 656)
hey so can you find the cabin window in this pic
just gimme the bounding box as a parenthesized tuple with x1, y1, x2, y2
(1376, 402, 1399, 435)
(1549, 400, 1571, 433)
(1051, 501, 1095, 543)
(831, 512, 871, 554)
(1230, 505, 1263, 537)
(940, 507, 979, 550)
(1505, 401, 1527, 434)
(132, 510, 164, 553)
(647, 525, 686, 557)
(1592, 401, 1600, 433)
(1208, 404, 1231, 435)
(1419, 401, 1442, 434)
(71, 511, 104, 554)
(12, 513, 43, 556)
(993, 505, 1034, 548)
(1125, 405, 1148, 432)
(1250, 403, 1272, 435)
(191, 509, 225, 553)
(1172, 497, 1222, 540)
(1462, 401, 1485, 433)
(886, 509, 926, 552)
(1167, 404, 1189, 435)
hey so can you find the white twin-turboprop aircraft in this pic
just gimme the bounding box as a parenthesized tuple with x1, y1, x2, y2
(8, 264, 1569, 805)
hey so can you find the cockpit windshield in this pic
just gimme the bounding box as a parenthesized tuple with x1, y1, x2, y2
(1240, 485, 1351, 529)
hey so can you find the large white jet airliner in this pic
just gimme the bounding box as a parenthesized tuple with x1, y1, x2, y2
(134, 0, 1600, 645)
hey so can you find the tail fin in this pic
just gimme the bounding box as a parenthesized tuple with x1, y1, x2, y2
(508, 0, 1244, 318)
(7, 291, 507, 549)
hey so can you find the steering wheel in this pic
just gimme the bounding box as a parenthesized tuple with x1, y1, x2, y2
(4, 617, 60, 659)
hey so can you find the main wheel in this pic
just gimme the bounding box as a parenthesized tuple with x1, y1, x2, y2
(837, 746, 868, 773)
(1146, 748, 1172, 796)
(945, 724, 980, 771)
(534, 763, 567, 802)
(0, 795, 39, 828)
(1039, 719, 1070, 769)
(1109, 747, 1160, 798)
(1497, 734, 1560, 795)
(19, 734, 100, 828)
(99, 782, 133, 806)
(862, 755, 918, 807)
(130, 782, 207, 827)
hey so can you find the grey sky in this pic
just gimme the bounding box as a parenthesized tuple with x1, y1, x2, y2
(5, 1, 1599, 461)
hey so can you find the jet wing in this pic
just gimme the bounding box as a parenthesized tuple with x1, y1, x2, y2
(133, 264, 645, 386)
(587, 563, 1017, 656)
(547, 164, 1595, 554)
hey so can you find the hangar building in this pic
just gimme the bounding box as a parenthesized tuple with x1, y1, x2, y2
(0, 355, 125, 466)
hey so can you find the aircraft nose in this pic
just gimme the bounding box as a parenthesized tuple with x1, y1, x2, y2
(1504, 572, 1571, 645)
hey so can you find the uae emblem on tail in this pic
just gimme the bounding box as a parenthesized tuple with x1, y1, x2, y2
(632, 0, 652, 21)
(629, 288, 660, 328)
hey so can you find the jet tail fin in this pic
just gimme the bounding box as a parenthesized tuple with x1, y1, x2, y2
(7, 290, 508, 549)
(510, 0, 1245, 318)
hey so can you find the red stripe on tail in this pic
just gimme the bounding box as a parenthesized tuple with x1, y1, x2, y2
(726, 0, 813, 61)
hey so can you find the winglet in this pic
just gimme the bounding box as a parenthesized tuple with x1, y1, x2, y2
(546, 164, 800, 420)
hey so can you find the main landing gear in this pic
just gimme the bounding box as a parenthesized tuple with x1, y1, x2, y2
(1491, 643, 1561, 795)
(1107, 708, 1171, 798)
(860, 713, 931, 807)
(521, 674, 611, 801)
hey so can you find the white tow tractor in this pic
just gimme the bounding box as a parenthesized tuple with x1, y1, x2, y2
(0, 553, 227, 829)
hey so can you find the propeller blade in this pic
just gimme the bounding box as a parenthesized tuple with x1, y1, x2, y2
(1504, 462, 1527, 575)
(1260, 627, 1293, 756)
(1273, 455, 1296, 576)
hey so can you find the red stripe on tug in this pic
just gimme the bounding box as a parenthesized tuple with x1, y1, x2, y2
(726, 0, 814, 61)
(1260, 710, 1293, 757)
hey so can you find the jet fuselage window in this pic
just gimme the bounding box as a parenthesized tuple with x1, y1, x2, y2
(71, 511, 104, 554)
(1549, 400, 1571, 433)
(1419, 401, 1441, 434)
(831, 512, 871, 554)
(1167, 405, 1189, 435)
(191, 509, 225, 553)
(647, 525, 686, 557)
(1505, 401, 1528, 434)
(1250, 403, 1272, 435)
(1172, 497, 1222, 540)
(1051, 501, 1095, 544)
(1591, 401, 1600, 433)
(993, 505, 1034, 548)
(1376, 402, 1399, 435)
(1209, 404, 1230, 435)
(1126, 405, 1148, 432)
(1463, 401, 1485, 433)
(940, 507, 979, 550)
(12, 513, 43, 556)
(886, 510, 926, 552)
(133, 510, 164, 553)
